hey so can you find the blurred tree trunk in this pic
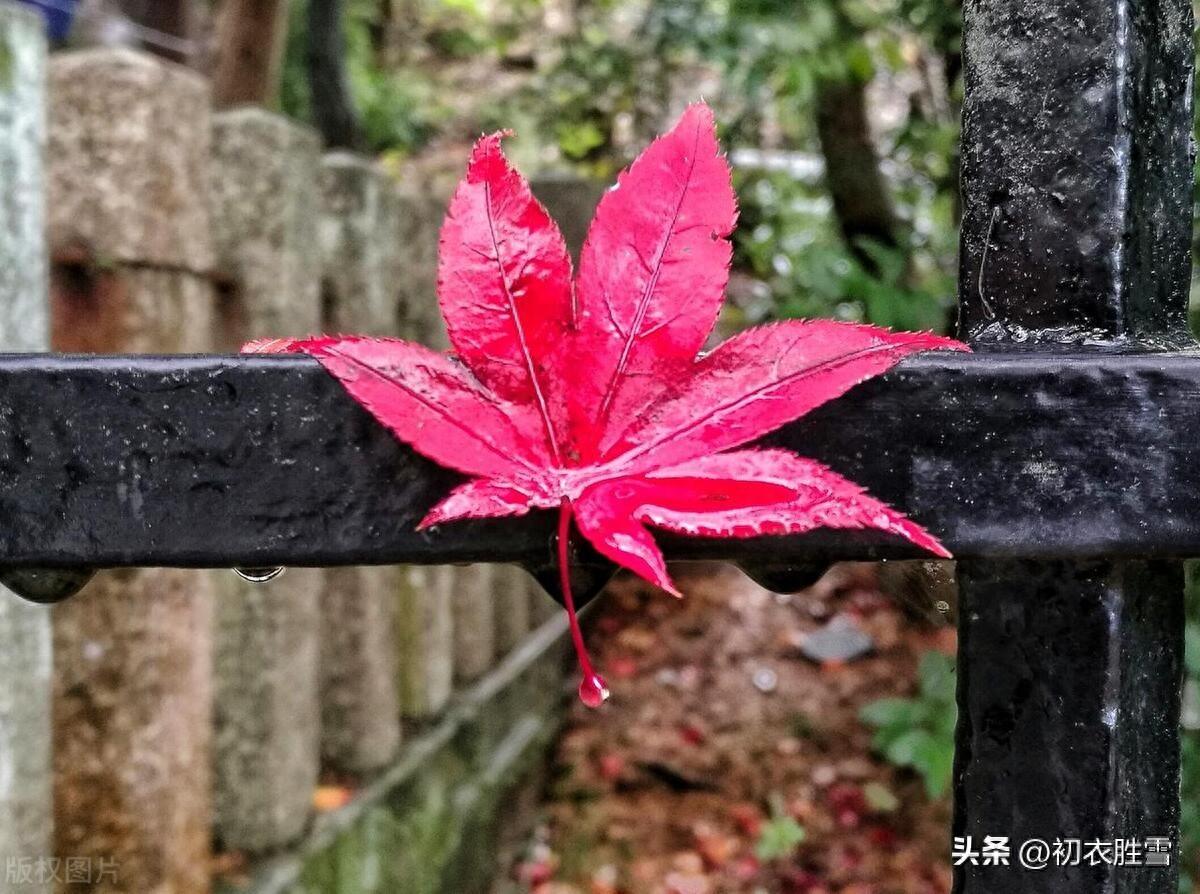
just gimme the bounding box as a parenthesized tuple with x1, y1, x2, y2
(814, 73, 902, 273)
(939, 0, 964, 228)
(307, 0, 365, 150)
(211, 0, 290, 108)
(942, 0, 963, 96)
(812, 1, 902, 276)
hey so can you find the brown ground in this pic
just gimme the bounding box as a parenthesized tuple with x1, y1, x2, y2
(505, 563, 956, 894)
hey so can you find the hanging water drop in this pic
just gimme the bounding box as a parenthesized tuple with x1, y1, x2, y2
(0, 568, 96, 604)
(740, 560, 829, 595)
(579, 672, 610, 708)
(234, 567, 285, 583)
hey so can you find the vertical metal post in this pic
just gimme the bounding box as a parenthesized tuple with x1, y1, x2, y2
(953, 0, 1194, 891)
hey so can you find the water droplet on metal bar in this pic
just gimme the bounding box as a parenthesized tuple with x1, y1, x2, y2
(234, 567, 285, 583)
(0, 568, 96, 604)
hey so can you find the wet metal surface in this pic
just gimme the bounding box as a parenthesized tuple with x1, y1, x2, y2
(957, 0, 1194, 346)
(0, 0, 1191, 886)
(952, 0, 1192, 889)
(0, 351, 1199, 568)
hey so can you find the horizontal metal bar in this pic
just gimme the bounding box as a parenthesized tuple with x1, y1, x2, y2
(0, 348, 1195, 568)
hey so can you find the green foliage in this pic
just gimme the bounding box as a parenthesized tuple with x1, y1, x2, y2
(346, 5, 445, 153)
(494, 29, 640, 172)
(711, 0, 961, 147)
(1182, 666, 1200, 892)
(755, 814, 807, 861)
(716, 2, 960, 331)
(860, 651, 957, 799)
(277, 0, 961, 331)
(731, 160, 956, 330)
(1178, 562, 1200, 889)
(489, 0, 726, 175)
(280, 0, 448, 155)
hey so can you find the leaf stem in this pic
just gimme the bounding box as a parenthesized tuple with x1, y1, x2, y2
(558, 497, 608, 708)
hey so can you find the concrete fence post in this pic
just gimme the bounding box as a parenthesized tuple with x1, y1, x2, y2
(208, 107, 324, 851)
(493, 565, 533, 656)
(452, 564, 496, 683)
(316, 153, 402, 771)
(396, 565, 455, 718)
(0, 5, 53, 887)
(389, 179, 457, 718)
(45, 47, 216, 894)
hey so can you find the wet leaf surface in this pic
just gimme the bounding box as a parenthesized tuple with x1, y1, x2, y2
(246, 104, 965, 701)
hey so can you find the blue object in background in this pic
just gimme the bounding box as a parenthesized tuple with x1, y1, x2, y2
(14, 0, 78, 42)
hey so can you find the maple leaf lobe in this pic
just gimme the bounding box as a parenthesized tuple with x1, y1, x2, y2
(569, 102, 739, 460)
(437, 130, 574, 462)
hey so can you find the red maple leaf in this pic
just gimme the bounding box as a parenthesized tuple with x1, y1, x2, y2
(246, 104, 968, 706)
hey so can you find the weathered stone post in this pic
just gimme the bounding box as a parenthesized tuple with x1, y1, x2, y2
(45, 48, 215, 894)
(393, 183, 446, 344)
(208, 107, 323, 851)
(391, 181, 456, 716)
(316, 153, 402, 770)
(493, 565, 532, 656)
(529, 576, 563, 625)
(452, 564, 496, 683)
(0, 4, 53, 886)
(396, 565, 455, 717)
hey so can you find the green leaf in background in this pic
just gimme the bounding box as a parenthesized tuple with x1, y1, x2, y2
(918, 651, 957, 703)
(913, 734, 955, 798)
(863, 781, 900, 813)
(755, 815, 807, 861)
(1185, 622, 1200, 677)
(884, 728, 929, 766)
(555, 121, 607, 160)
(859, 697, 918, 728)
(861, 650, 957, 801)
(844, 41, 876, 83)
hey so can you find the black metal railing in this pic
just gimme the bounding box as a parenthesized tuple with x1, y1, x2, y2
(1, 0, 1195, 890)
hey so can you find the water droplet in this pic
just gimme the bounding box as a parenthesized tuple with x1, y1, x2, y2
(579, 672, 610, 708)
(752, 667, 778, 694)
(0, 568, 96, 604)
(234, 567, 285, 583)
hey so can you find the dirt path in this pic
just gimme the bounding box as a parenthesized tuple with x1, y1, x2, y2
(504, 563, 956, 894)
